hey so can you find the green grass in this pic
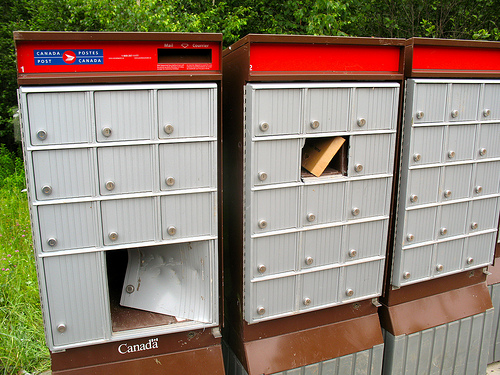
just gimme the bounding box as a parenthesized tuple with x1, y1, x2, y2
(0, 146, 50, 375)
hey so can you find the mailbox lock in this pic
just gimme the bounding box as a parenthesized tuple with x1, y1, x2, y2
(303, 297, 312, 306)
(410, 194, 418, 203)
(448, 150, 456, 159)
(348, 249, 357, 258)
(258, 220, 268, 229)
(403, 272, 411, 280)
(354, 164, 363, 173)
(413, 153, 421, 162)
(108, 232, 118, 241)
(259, 122, 269, 132)
(451, 110, 459, 118)
(258, 172, 268, 182)
(443, 190, 452, 199)
(166, 177, 176, 186)
(416, 111, 424, 120)
(479, 148, 487, 157)
(351, 207, 360, 216)
(102, 127, 112, 137)
(105, 181, 115, 191)
(345, 289, 354, 297)
(167, 226, 177, 236)
(47, 238, 57, 247)
(41, 185, 52, 195)
(467, 257, 474, 265)
(406, 234, 414, 242)
(483, 109, 491, 117)
(257, 264, 267, 274)
(357, 118, 367, 127)
(436, 264, 444, 272)
(257, 306, 266, 315)
(310, 120, 320, 129)
(305, 256, 314, 266)
(440, 227, 448, 236)
(164, 124, 174, 134)
(57, 323, 67, 333)
(126, 285, 135, 294)
(307, 213, 316, 222)
(36, 129, 48, 141)
(471, 222, 478, 230)
(475, 186, 483, 194)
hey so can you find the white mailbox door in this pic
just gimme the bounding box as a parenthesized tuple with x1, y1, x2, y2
(448, 83, 480, 122)
(252, 187, 300, 233)
(252, 139, 301, 186)
(352, 86, 398, 131)
(301, 226, 342, 269)
(344, 220, 387, 262)
(302, 183, 345, 226)
(301, 268, 340, 310)
(409, 126, 444, 166)
(252, 233, 297, 278)
(412, 82, 447, 124)
(251, 277, 296, 321)
(349, 134, 394, 176)
(306, 87, 349, 134)
(341, 260, 383, 302)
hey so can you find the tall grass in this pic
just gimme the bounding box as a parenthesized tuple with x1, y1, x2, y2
(0, 145, 50, 374)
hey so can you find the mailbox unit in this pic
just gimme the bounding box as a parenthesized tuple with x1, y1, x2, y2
(380, 38, 500, 374)
(15, 32, 224, 374)
(222, 34, 405, 375)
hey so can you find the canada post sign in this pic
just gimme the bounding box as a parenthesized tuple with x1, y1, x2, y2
(34, 49, 103, 65)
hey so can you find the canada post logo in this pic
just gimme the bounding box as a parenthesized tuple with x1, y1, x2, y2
(34, 49, 103, 65)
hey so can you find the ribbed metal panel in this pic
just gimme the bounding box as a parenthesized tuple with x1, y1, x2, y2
(342, 260, 383, 301)
(251, 276, 296, 320)
(38, 202, 96, 252)
(348, 178, 390, 220)
(97, 145, 153, 195)
(252, 233, 297, 278)
(159, 141, 214, 190)
(120, 241, 213, 323)
(434, 239, 464, 277)
(250, 88, 302, 136)
(349, 134, 394, 176)
(445, 124, 476, 162)
(404, 207, 437, 245)
(101, 197, 155, 245)
(398, 245, 433, 285)
(95, 90, 151, 142)
(437, 202, 468, 239)
(441, 164, 473, 201)
(27, 91, 90, 146)
(407, 167, 440, 206)
(477, 123, 500, 159)
(158, 88, 215, 138)
(413, 83, 447, 123)
(410, 126, 444, 166)
(448, 83, 481, 122)
(488, 284, 500, 363)
(222, 341, 384, 375)
(160, 192, 214, 240)
(352, 86, 398, 131)
(468, 197, 499, 233)
(302, 226, 342, 269)
(253, 139, 301, 186)
(475, 161, 500, 196)
(344, 220, 388, 262)
(464, 233, 496, 268)
(306, 87, 350, 133)
(302, 182, 345, 226)
(32, 148, 93, 200)
(383, 309, 493, 375)
(483, 83, 500, 121)
(43, 252, 108, 347)
(301, 268, 340, 310)
(253, 187, 300, 233)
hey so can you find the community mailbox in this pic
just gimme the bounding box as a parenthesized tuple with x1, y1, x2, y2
(15, 31, 224, 374)
(381, 37, 500, 375)
(222, 34, 405, 375)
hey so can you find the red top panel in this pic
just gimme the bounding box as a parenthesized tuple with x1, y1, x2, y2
(411, 45, 500, 74)
(16, 40, 221, 74)
(249, 43, 401, 74)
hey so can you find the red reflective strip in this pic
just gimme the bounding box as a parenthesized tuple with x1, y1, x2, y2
(16, 41, 220, 73)
(412, 45, 500, 72)
(249, 43, 401, 73)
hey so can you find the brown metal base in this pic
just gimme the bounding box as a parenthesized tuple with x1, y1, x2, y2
(379, 282, 493, 336)
(51, 328, 224, 375)
(225, 305, 383, 375)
